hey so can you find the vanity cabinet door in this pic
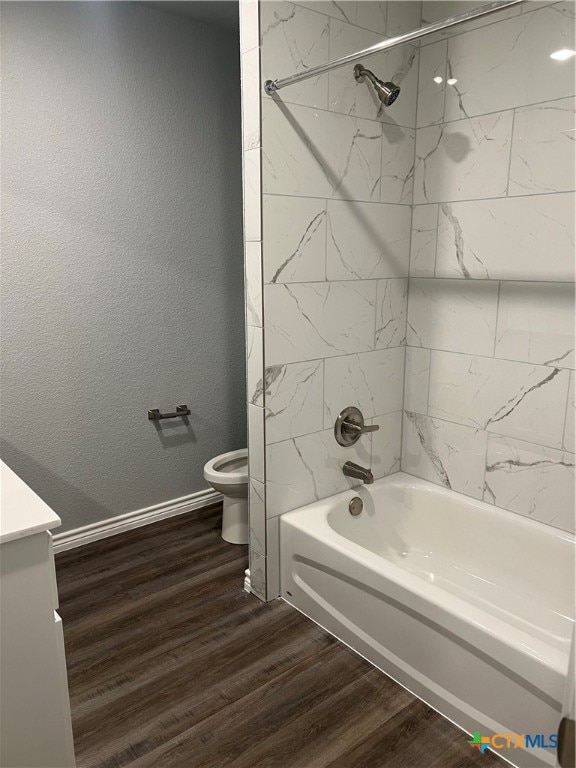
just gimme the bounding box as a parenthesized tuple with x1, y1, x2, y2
(0, 532, 75, 768)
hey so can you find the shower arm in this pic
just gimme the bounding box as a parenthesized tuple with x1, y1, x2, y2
(354, 66, 379, 87)
(264, 0, 525, 95)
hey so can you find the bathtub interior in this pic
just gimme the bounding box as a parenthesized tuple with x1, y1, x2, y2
(325, 476, 575, 654)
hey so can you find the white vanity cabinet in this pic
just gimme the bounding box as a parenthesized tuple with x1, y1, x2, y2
(0, 461, 75, 768)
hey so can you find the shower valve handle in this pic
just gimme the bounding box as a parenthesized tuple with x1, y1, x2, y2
(343, 421, 379, 435)
(335, 406, 379, 447)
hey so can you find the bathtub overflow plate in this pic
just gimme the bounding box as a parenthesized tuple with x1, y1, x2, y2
(349, 497, 363, 517)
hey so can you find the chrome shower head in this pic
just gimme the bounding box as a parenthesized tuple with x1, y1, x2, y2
(354, 63, 401, 107)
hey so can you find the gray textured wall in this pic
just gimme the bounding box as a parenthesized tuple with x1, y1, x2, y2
(1, 2, 246, 531)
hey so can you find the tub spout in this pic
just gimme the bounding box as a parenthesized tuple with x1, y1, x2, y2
(343, 461, 374, 484)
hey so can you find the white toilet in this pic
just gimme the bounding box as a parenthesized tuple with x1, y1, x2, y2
(203, 449, 248, 544)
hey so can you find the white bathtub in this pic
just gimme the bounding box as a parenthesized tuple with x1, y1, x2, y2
(280, 472, 575, 768)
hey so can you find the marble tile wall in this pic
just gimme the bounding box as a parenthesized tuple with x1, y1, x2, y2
(241, 0, 575, 602)
(262, 1, 424, 534)
(404, 0, 575, 533)
(241, 0, 420, 599)
(262, 0, 422, 591)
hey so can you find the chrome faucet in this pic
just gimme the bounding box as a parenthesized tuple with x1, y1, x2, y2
(343, 461, 374, 484)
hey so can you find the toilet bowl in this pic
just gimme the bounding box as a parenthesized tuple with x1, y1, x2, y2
(203, 449, 248, 544)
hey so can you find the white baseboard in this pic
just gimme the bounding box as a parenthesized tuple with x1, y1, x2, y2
(53, 488, 222, 553)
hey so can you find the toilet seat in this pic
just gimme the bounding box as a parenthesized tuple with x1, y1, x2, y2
(203, 449, 248, 486)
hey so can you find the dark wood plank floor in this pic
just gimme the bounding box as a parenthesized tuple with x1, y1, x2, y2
(56, 505, 503, 768)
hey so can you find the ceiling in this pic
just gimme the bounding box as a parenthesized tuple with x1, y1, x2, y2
(144, 1, 239, 31)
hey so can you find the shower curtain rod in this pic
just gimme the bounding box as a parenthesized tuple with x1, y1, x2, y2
(264, 0, 525, 95)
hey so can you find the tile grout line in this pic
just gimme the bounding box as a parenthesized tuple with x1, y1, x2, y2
(263, 93, 416, 131)
(426, 347, 432, 417)
(324, 198, 329, 281)
(266, 343, 575, 377)
(267, 405, 573, 458)
(373, 277, 379, 350)
(432, 202, 440, 277)
(492, 281, 502, 358)
(560, 371, 573, 452)
(290, 1, 391, 38)
(262, 187, 575, 207)
(379, 113, 386, 204)
(292, 0, 522, 42)
(268, 409, 405, 449)
(418, 0, 561, 49)
(400, 406, 572, 457)
(405, 342, 575, 372)
(265, 91, 573, 140)
(481, 417, 491, 503)
(265, 276, 574, 286)
(322, 357, 326, 440)
(505, 107, 517, 197)
(263, 191, 413, 208)
(284, 0, 558, 59)
(440, 38, 448, 125)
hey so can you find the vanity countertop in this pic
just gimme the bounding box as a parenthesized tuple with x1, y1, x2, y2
(0, 460, 61, 544)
